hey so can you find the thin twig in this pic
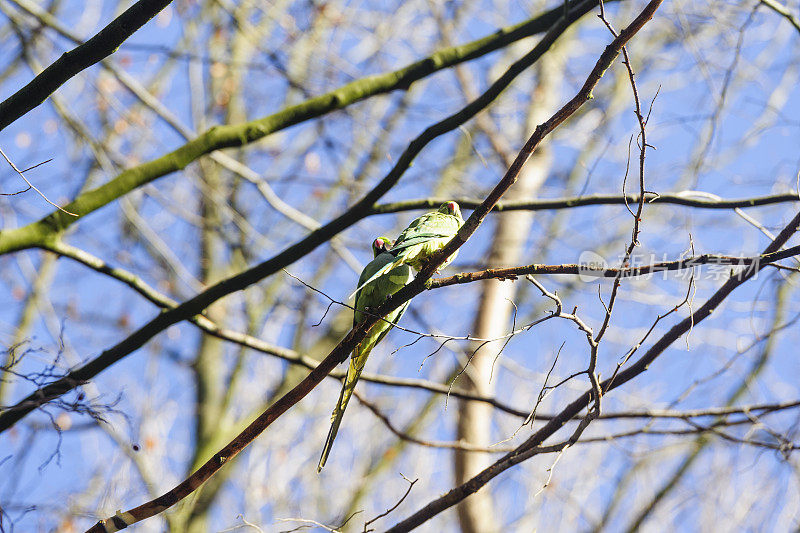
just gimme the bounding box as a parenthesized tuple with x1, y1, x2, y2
(363, 474, 418, 532)
(0, 147, 76, 215)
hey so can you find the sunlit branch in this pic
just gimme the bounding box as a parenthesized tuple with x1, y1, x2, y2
(371, 191, 800, 214)
(83, 1, 636, 528)
(0, 0, 605, 255)
(760, 0, 800, 34)
(430, 244, 800, 288)
(0, 0, 595, 436)
(386, 207, 800, 532)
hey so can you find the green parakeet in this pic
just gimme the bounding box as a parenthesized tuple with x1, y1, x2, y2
(318, 236, 414, 471)
(349, 201, 464, 298)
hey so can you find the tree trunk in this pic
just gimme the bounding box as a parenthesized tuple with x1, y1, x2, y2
(454, 50, 560, 533)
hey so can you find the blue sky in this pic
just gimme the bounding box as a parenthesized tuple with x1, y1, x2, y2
(1, 1, 800, 531)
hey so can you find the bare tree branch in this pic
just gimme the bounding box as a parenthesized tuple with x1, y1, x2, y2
(0, 0, 607, 255)
(0, 0, 174, 131)
(0, 0, 598, 435)
(82, 2, 664, 529)
(385, 206, 800, 531)
(371, 191, 800, 214)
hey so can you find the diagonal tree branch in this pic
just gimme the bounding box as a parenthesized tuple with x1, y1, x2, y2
(0, 0, 174, 131)
(0, 0, 597, 434)
(621, 269, 796, 531)
(760, 0, 800, 34)
(83, 2, 662, 529)
(0, 0, 608, 256)
(42, 239, 530, 415)
(384, 206, 799, 532)
(46, 239, 800, 422)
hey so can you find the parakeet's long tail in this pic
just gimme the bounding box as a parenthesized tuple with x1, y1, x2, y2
(317, 363, 364, 472)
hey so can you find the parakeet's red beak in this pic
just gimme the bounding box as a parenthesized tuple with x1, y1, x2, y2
(447, 201, 457, 213)
(374, 238, 384, 249)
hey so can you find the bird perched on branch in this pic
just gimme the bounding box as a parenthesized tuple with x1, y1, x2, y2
(318, 236, 413, 471)
(348, 201, 464, 299)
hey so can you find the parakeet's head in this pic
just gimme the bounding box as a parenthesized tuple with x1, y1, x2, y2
(372, 236, 393, 257)
(439, 201, 462, 220)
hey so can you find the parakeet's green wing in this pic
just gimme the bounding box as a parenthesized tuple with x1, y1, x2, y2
(386, 203, 463, 264)
(318, 253, 413, 471)
(351, 251, 396, 311)
(392, 211, 460, 247)
(390, 215, 462, 254)
(348, 209, 463, 298)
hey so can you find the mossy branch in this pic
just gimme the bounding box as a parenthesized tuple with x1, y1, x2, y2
(0, 0, 597, 436)
(0, 0, 607, 255)
(82, 1, 655, 528)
